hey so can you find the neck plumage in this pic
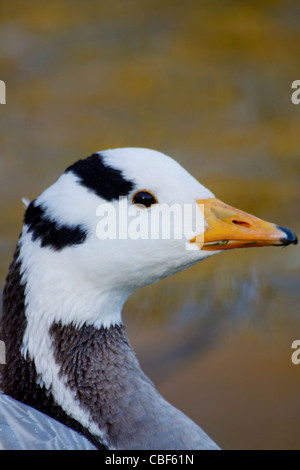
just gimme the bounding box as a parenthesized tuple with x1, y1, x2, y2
(0, 243, 155, 449)
(1, 241, 219, 450)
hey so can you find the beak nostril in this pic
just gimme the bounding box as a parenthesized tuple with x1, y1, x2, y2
(232, 219, 251, 228)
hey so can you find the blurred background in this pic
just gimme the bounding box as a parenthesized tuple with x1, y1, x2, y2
(0, 0, 300, 450)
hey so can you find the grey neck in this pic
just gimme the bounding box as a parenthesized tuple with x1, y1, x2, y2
(49, 321, 219, 450)
(49, 321, 158, 449)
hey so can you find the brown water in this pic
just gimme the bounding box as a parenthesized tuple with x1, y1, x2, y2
(0, 0, 300, 449)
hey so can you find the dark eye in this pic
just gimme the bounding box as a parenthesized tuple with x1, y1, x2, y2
(132, 191, 157, 208)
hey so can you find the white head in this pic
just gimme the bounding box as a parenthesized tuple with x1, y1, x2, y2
(19, 147, 295, 332)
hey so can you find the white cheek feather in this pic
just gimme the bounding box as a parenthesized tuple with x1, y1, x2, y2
(36, 172, 101, 229)
(19, 230, 125, 331)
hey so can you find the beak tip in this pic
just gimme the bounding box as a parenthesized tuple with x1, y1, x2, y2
(276, 226, 298, 246)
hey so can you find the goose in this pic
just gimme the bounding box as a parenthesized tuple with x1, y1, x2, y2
(0, 148, 297, 450)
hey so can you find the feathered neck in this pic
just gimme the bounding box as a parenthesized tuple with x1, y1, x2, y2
(1, 239, 219, 450)
(1, 242, 150, 449)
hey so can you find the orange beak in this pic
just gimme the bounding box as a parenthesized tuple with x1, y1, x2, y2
(192, 198, 298, 251)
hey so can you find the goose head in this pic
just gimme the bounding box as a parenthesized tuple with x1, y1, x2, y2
(20, 147, 297, 330)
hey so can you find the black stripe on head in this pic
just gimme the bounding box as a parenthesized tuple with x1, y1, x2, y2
(24, 202, 87, 251)
(65, 153, 134, 201)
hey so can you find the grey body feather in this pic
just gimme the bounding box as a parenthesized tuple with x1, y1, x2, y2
(0, 393, 96, 450)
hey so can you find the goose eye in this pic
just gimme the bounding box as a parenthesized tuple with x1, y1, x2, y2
(132, 191, 157, 208)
